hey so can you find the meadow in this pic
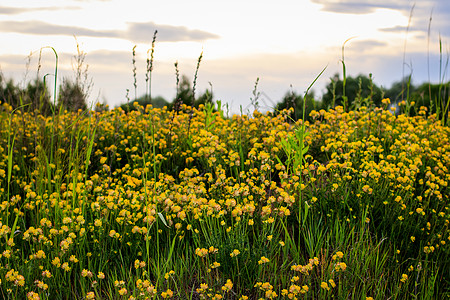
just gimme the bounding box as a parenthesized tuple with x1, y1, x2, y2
(0, 91, 449, 299)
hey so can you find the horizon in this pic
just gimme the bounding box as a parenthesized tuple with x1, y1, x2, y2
(0, 0, 449, 113)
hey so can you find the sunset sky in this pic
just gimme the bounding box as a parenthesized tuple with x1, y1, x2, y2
(0, 0, 449, 112)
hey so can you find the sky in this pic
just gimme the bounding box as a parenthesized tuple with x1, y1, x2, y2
(0, 0, 449, 113)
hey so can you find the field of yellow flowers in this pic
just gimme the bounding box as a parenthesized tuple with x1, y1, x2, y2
(0, 100, 449, 299)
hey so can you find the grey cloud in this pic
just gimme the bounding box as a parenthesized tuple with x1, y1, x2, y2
(0, 6, 32, 14)
(0, 53, 33, 67)
(0, 20, 117, 38)
(349, 39, 387, 50)
(379, 25, 423, 33)
(0, 20, 219, 43)
(125, 22, 219, 43)
(0, 6, 80, 15)
(311, 0, 417, 14)
(312, 1, 450, 39)
(380, 9, 450, 38)
(311, 0, 414, 14)
(85, 50, 132, 66)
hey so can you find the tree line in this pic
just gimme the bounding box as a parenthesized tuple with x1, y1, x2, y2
(275, 73, 449, 121)
(1, 71, 448, 119)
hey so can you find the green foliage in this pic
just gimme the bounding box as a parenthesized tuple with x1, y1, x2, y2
(0, 74, 53, 115)
(411, 82, 449, 114)
(275, 89, 319, 121)
(383, 77, 417, 104)
(321, 73, 383, 109)
(58, 78, 88, 112)
(119, 94, 169, 112)
(169, 74, 213, 110)
(1, 100, 449, 299)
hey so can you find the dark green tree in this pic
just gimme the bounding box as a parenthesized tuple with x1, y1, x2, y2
(58, 78, 88, 112)
(0, 74, 20, 107)
(321, 73, 383, 110)
(119, 94, 169, 112)
(170, 75, 213, 110)
(410, 82, 449, 116)
(58, 38, 94, 113)
(383, 76, 417, 104)
(275, 89, 318, 121)
(0, 74, 52, 115)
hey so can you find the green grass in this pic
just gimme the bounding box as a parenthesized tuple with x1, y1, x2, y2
(0, 26, 450, 299)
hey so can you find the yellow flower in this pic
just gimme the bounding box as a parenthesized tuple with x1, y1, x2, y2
(52, 257, 61, 267)
(321, 282, 330, 290)
(61, 262, 71, 272)
(328, 279, 336, 288)
(35, 250, 46, 259)
(265, 290, 277, 298)
(258, 256, 270, 264)
(335, 262, 347, 272)
(27, 291, 40, 300)
(222, 279, 233, 292)
(208, 246, 218, 254)
(195, 248, 208, 257)
(118, 287, 128, 295)
(42, 270, 52, 278)
(382, 98, 391, 105)
(400, 274, 408, 283)
(161, 289, 173, 298)
(230, 249, 240, 257)
(35, 280, 48, 290)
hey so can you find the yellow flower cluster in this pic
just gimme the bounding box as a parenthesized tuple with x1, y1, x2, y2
(0, 101, 448, 298)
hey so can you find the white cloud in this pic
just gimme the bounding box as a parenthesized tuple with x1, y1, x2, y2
(0, 5, 80, 15)
(0, 20, 219, 43)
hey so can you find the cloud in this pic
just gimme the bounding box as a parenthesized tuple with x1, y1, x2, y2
(311, 0, 415, 14)
(312, 1, 450, 39)
(347, 39, 388, 52)
(0, 6, 32, 14)
(125, 22, 219, 43)
(0, 20, 219, 43)
(0, 21, 115, 38)
(0, 6, 80, 15)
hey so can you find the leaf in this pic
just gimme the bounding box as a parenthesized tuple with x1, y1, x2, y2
(8, 212, 20, 248)
(7, 136, 15, 184)
(158, 212, 169, 227)
(302, 145, 310, 156)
